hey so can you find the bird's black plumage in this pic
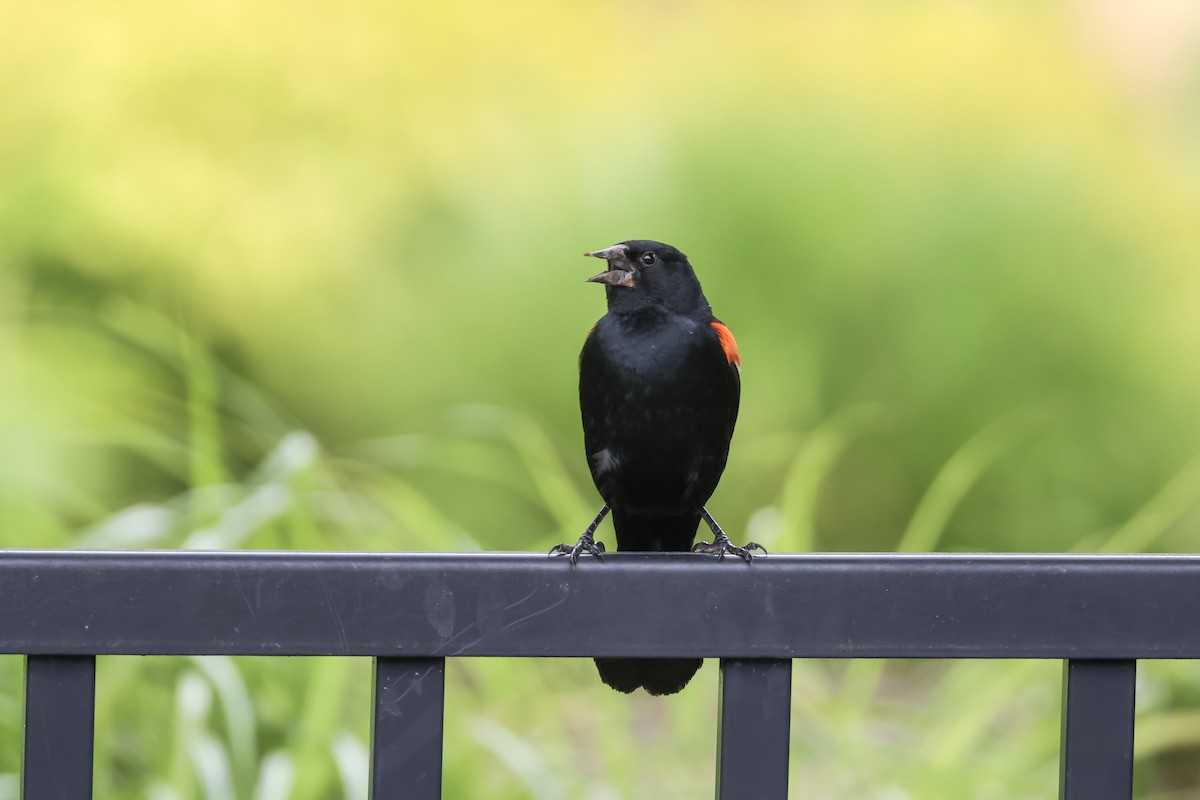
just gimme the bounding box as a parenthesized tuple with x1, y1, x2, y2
(551, 240, 760, 696)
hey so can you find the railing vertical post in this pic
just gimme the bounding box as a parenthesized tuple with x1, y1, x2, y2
(1059, 659, 1136, 800)
(716, 658, 792, 800)
(370, 657, 446, 800)
(23, 655, 97, 800)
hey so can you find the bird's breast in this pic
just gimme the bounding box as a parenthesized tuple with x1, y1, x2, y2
(593, 316, 704, 381)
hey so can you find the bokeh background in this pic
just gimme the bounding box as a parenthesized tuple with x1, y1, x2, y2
(3, 0, 1200, 796)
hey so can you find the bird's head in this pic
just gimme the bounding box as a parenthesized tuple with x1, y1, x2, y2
(584, 240, 708, 316)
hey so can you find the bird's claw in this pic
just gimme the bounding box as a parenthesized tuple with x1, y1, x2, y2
(549, 536, 606, 565)
(692, 535, 766, 563)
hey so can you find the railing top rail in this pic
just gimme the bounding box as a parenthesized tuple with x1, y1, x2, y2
(1, 550, 1197, 659)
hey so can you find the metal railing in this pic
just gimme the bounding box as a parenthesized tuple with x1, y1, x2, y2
(5, 550, 1192, 799)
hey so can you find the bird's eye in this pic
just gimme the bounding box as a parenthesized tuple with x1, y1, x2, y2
(640, 252, 657, 266)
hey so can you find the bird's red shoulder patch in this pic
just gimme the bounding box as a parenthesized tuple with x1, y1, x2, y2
(710, 322, 740, 370)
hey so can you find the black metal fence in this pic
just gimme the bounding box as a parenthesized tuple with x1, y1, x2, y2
(5, 550, 1192, 799)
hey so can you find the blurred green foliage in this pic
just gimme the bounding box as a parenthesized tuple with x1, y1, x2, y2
(3, 0, 1200, 796)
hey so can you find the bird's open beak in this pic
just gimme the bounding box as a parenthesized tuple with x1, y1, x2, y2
(584, 244, 635, 288)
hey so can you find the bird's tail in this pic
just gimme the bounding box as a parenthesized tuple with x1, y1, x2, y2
(594, 510, 704, 696)
(594, 656, 703, 696)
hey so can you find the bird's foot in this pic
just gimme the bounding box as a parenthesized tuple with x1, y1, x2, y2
(695, 507, 766, 562)
(692, 532, 766, 563)
(549, 533, 606, 565)
(550, 503, 611, 565)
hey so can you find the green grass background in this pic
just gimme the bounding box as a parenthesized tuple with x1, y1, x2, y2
(3, 0, 1200, 796)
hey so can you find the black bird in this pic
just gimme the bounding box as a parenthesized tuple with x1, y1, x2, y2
(551, 240, 763, 695)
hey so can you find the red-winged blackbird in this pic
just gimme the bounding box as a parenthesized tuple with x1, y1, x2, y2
(551, 240, 763, 695)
